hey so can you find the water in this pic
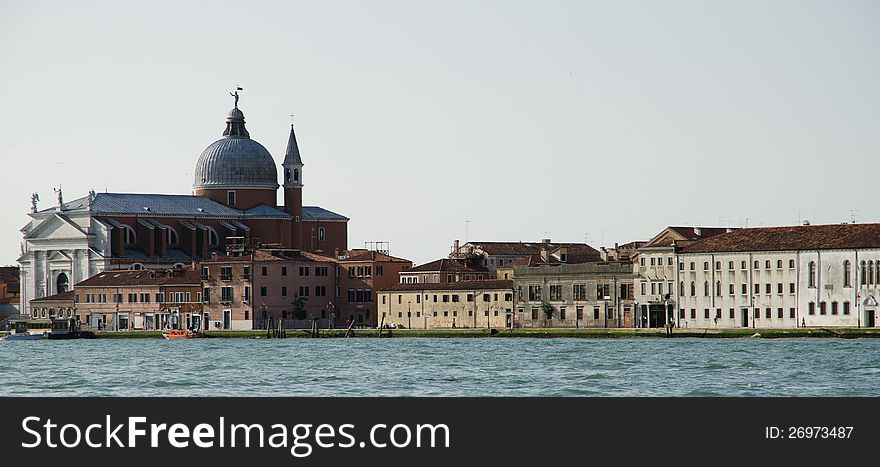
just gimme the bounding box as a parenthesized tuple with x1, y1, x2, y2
(1, 338, 878, 396)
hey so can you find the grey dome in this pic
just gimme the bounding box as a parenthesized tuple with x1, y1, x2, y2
(193, 108, 279, 190)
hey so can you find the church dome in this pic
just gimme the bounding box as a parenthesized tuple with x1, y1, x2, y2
(193, 107, 279, 190)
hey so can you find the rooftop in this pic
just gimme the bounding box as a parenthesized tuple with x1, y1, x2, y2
(679, 223, 880, 254)
(75, 268, 202, 287)
(404, 258, 489, 274)
(380, 280, 514, 292)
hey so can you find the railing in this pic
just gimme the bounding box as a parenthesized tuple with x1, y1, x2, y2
(220, 275, 233, 281)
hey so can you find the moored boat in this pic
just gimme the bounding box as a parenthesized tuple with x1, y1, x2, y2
(2, 332, 45, 341)
(162, 329, 206, 339)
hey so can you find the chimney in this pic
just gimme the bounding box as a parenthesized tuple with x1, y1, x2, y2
(540, 246, 549, 263)
(726, 228, 733, 233)
(614, 242, 619, 249)
(454, 239, 460, 255)
(694, 227, 702, 236)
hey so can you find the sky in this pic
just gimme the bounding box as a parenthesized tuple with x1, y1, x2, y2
(1, 0, 878, 267)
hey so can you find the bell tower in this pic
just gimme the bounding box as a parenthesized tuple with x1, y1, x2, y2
(282, 120, 304, 249)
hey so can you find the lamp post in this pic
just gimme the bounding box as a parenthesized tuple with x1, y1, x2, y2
(603, 295, 610, 329)
(407, 302, 411, 329)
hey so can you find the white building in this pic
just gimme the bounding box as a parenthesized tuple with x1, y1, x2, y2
(673, 223, 880, 329)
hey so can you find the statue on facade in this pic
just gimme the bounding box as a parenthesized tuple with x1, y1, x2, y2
(87, 189, 96, 208)
(30, 192, 39, 213)
(53, 186, 63, 207)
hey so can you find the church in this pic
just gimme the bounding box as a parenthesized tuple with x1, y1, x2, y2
(17, 94, 349, 315)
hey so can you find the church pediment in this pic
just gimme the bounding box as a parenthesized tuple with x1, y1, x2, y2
(25, 214, 87, 240)
(47, 250, 72, 262)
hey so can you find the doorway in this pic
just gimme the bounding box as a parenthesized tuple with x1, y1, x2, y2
(741, 308, 749, 328)
(867, 309, 876, 328)
(648, 304, 666, 328)
(223, 310, 231, 329)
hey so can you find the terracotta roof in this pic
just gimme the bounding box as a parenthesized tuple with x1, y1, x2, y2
(679, 223, 880, 253)
(404, 258, 488, 274)
(75, 269, 202, 287)
(380, 280, 514, 292)
(465, 241, 600, 258)
(0, 266, 19, 283)
(30, 290, 75, 304)
(338, 250, 411, 263)
(641, 227, 733, 248)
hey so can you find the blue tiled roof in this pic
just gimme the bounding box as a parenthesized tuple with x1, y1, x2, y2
(243, 204, 290, 218)
(303, 206, 349, 221)
(91, 193, 244, 217)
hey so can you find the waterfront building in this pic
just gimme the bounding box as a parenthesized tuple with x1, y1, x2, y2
(70, 268, 202, 331)
(201, 244, 338, 330)
(25, 290, 75, 333)
(398, 257, 490, 284)
(377, 280, 513, 329)
(17, 96, 348, 316)
(633, 227, 732, 328)
(336, 249, 412, 326)
(449, 239, 600, 272)
(510, 257, 636, 328)
(0, 266, 20, 318)
(674, 223, 880, 329)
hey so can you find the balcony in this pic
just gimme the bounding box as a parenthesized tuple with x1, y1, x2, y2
(220, 274, 233, 281)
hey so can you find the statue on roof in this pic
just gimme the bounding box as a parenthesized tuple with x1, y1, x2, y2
(30, 192, 39, 213)
(88, 189, 96, 208)
(230, 86, 243, 108)
(53, 186, 63, 208)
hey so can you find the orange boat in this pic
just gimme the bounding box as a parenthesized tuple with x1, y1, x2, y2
(162, 329, 206, 339)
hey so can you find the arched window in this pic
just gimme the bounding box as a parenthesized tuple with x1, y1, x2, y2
(56, 273, 69, 293)
(716, 281, 721, 296)
(285, 168, 291, 183)
(679, 282, 685, 296)
(293, 169, 299, 183)
(703, 262, 709, 271)
(206, 227, 219, 246)
(123, 225, 136, 244)
(704, 281, 709, 296)
(870, 261, 875, 286)
(690, 281, 696, 296)
(861, 261, 867, 285)
(690, 262, 695, 271)
(808, 261, 816, 288)
(130, 263, 144, 271)
(166, 226, 178, 245)
(843, 260, 851, 287)
(777, 260, 783, 269)
(765, 260, 771, 269)
(754, 260, 760, 269)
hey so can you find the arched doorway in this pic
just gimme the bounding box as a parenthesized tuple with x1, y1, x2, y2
(56, 273, 69, 293)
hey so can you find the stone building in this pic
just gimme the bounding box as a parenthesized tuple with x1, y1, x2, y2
(17, 95, 348, 316)
(633, 227, 732, 328)
(674, 223, 880, 329)
(377, 280, 514, 329)
(70, 268, 203, 331)
(511, 259, 636, 328)
(398, 258, 490, 284)
(449, 239, 600, 272)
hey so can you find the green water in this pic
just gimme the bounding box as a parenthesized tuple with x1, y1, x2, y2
(2, 338, 877, 396)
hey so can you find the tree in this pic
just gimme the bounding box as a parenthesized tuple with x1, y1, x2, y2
(541, 302, 554, 321)
(291, 296, 308, 320)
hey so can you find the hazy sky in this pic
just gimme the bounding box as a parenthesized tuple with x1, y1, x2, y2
(1, 0, 878, 267)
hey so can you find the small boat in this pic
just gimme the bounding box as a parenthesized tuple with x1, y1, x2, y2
(2, 332, 45, 341)
(162, 329, 206, 339)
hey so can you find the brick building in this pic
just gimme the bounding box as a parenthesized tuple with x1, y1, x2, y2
(398, 258, 490, 284)
(336, 249, 412, 326)
(70, 268, 203, 331)
(18, 95, 348, 315)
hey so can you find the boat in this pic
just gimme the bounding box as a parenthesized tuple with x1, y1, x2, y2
(2, 332, 45, 341)
(162, 329, 206, 339)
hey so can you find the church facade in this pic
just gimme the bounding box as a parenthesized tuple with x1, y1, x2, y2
(18, 97, 348, 315)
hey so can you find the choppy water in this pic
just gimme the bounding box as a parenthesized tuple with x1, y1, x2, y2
(1, 338, 878, 396)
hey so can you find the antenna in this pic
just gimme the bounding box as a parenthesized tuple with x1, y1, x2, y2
(290, 113, 295, 125)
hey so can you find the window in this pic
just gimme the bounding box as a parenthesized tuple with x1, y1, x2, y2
(167, 227, 178, 245)
(819, 302, 826, 315)
(467, 294, 474, 302)
(809, 302, 815, 315)
(690, 281, 695, 296)
(531, 308, 538, 320)
(260, 286, 267, 297)
(221, 287, 233, 302)
(483, 294, 490, 302)
(766, 308, 771, 319)
(715, 261, 721, 270)
(206, 227, 219, 246)
(703, 281, 709, 296)
(729, 308, 735, 319)
(377, 266, 383, 276)
(776, 283, 782, 294)
(348, 267, 355, 278)
(574, 284, 587, 300)
(789, 282, 795, 293)
(318, 227, 325, 241)
(593, 307, 600, 320)
(765, 260, 771, 269)
(243, 266, 250, 279)
(742, 284, 747, 295)
(577, 307, 584, 319)
(790, 308, 795, 319)
(227, 190, 236, 206)
(765, 283, 771, 294)
(870, 261, 876, 285)
(442, 294, 449, 303)
(754, 260, 759, 269)
(549, 285, 563, 301)
(668, 257, 673, 265)
(678, 262, 684, 271)
(641, 258, 646, 266)
(741, 261, 747, 270)
(452, 294, 460, 303)
(843, 302, 850, 315)
(843, 261, 852, 287)
(690, 262, 695, 271)
(716, 281, 721, 296)
(261, 266, 267, 276)
(704, 309, 710, 319)
(679, 309, 685, 319)
(281, 286, 287, 297)
(220, 266, 232, 281)
(560, 308, 566, 320)
(729, 284, 734, 295)
(348, 289, 355, 303)
(754, 284, 760, 294)
(789, 259, 795, 268)
(777, 260, 783, 269)
(690, 309, 696, 319)
(728, 261, 734, 270)
(528, 285, 542, 301)
(831, 302, 838, 315)
(808, 261, 816, 288)
(281, 266, 287, 277)
(650, 258, 655, 266)
(703, 262, 709, 271)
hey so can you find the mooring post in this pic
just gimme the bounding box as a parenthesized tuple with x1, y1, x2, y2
(345, 317, 356, 338)
(378, 314, 385, 338)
